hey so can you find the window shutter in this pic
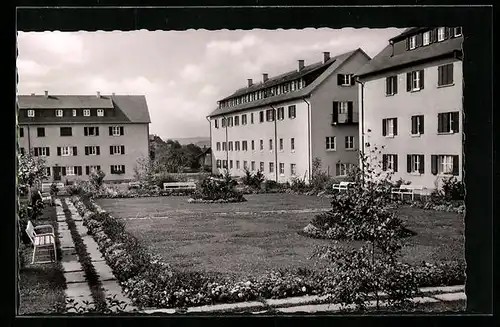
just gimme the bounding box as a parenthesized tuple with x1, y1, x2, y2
(120, 126, 124, 135)
(451, 112, 459, 132)
(393, 76, 398, 94)
(57, 147, 61, 156)
(382, 154, 387, 171)
(110, 146, 114, 155)
(406, 72, 411, 91)
(386, 77, 390, 95)
(448, 64, 454, 84)
(416, 33, 423, 47)
(406, 37, 410, 50)
(96, 127, 99, 136)
(109, 127, 113, 135)
(393, 118, 398, 135)
(411, 116, 417, 134)
(419, 116, 425, 134)
(394, 155, 398, 172)
(350, 75, 355, 86)
(34, 148, 39, 156)
(85, 147, 89, 155)
(419, 70, 425, 89)
(452, 155, 459, 175)
(121, 145, 125, 154)
(336, 163, 340, 176)
(337, 74, 343, 85)
(347, 102, 353, 123)
(110, 165, 114, 174)
(77, 166, 82, 176)
(62, 167, 66, 176)
(407, 155, 412, 173)
(443, 113, 450, 132)
(84, 127, 88, 136)
(382, 119, 387, 136)
(438, 66, 443, 86)
(437, 113, 443, 133)
(419, 155, 425, 174)
(332, 102, 339, 123)
(96, 146, 100, 155)
(73, 146, 77, 156)
(444, 27, 449, 39)
(46, 147, 50, 156)
(122, 165, 125, 173)
(86, 166, 90, 175)
(431, 155, 438, 175)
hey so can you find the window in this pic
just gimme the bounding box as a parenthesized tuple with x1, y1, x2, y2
(37, 127, 45, 137)
(59, 146, 76, 156)
(235, 141, 240, 151)
(242, 114, 247, 125)
(251, 113, 254, 124)
(277, 107, 284, 120)
(221, 118, 226, 128)
(382, 118, 398, 137)
(259, 139, 264, 151)
(279, 163, 285, 175)
(259, 111, 264, 123)
(236, 161, 240, 169)
(382, 154, 398, 172)
(228, 117, 233, 127)
(72, 109, 77, 117)
(332, 101, 354, 124)
(110, 145, 125, 155)
(86, 165, 101, 175)
(269, 162, 274, 173)
(242, 141, 248, 151)
(222, 142, 226, 151)
(260, 162, 264, 172)
(407, 154, 424, 174)
(345, 136, 354, 150)
(290, 164, 297, 176)
(423, 31, 431, 45)
(83, 109, 90, 117)
(326, 136, 336, 151)
(110, 126, 124, 136)
(111, 165, 125, 174)
(66, 166, 75, 176)
(243, 161, 248, 170)
(437, 27, 446, 41)
(215, 119, 219, 128)
(290, 138, 295, 151)
(234, 116, 240, 126)
(266, 109, 275, 122)
(407, 70, 424, 91)
(19, 127, 24, 137)
(216, 142, 221, 151)
(84, 126, 99, 136)
(228, 160, 232, 169)
(288, 105, 296, 119)
(27, 109, 35, 117)
(85, 146, 100, 155)
(46, 167, 51, 176)
(269, 139, 273, 151)
(409, 35, 417, 49)
(386, 76, 398, 95)
(228, 142, 233, 151)
(60, 127, 72, 136)
(251, 140, 255, 151)
(438, 112, 460, 133)
(56, 109, 63, 117)
(251, 161, 255, 171)
(432, 155, 459, 176)
(33, 147, 50, 156)
(411, 115, 425, 135)
(438, 63, 454, 86)
(216, 160, 221, 168)
(453, 27, 462, 37)
(97, 109, 104, 117)
(338, 74, 354, 86)
(336, 163, 353, 176)
(223, 160, 228, 168)
(279, 138, 284, 151)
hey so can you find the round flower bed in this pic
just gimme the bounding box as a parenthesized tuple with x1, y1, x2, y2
(187, 197, 247, 204)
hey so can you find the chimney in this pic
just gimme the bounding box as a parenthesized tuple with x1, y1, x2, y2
(44, 90, 48, 98)
(30, 93, 35, 96)
(96, 91, 101, 98)
(298, 60, 305, 71)
(247, 79, 253, 87)
(323, 52, 330, 63)
(262, 73, 269, 83)
(112, 92, 116, 96)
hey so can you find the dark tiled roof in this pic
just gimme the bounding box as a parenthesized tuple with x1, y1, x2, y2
(389, 27, 424, 42)
(209, 48, 369, 117)
(356, 36, 463, 78)
(17, 95, 151, 124)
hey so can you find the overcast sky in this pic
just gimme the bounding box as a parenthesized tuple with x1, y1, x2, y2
(17, 28, 404, 139)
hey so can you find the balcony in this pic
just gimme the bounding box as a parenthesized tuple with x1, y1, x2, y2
(332, 113, 358, 125)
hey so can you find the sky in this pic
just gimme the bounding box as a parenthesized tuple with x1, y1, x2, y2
(17, 28, 405, 139)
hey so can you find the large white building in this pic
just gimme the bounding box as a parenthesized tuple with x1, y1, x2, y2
(208, 49, 371, 183)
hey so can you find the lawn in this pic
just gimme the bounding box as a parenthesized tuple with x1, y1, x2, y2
(18, 205, 66, 314)
(97, 193, 464, 280)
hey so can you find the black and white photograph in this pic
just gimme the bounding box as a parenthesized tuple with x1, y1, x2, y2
(14, 6, 490, 318)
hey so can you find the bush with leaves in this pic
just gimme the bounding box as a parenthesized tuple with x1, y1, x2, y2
(191, 172, 245, 202)
(89, 169, 106, 188)
(290, 175, 309, 192)
(310, 158, 334, 191)
(242, 168, 266, 189)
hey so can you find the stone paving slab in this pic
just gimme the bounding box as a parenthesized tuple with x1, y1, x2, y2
(433, 292, 466, 302)
(64, 271, 87, 284)
(93, 261, 116, 281)
(61, 248, 78, 256)
(187, 301, 265, 313)
(62, 260, 83, 273)
(66, 282, 93, 298)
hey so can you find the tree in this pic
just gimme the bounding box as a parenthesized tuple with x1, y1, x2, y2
(17, 152, 48, 198)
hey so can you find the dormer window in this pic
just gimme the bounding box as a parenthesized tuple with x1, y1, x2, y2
(56, 109, 63, 117)
(27, 109, 35, 117)
(453, 27, 462, 37)
(409, 35, 417, 49)
(423, 31, 431, 46)
(72, 109, 77, 116)
(83, 109, 90, 117)
(437, 27, 446, 42)
(97, 109, 104, 117)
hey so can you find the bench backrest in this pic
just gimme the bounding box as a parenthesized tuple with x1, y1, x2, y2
(339, 182, 353, 186)
(25, 221, 36, 244)
(164, 182, 196, 189)
(400, 185, 423, 190)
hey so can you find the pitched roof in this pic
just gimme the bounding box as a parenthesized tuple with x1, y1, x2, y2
(356, 36, 463, 78)
(208, 48, 369, 117)
(17, 95, 151, 124)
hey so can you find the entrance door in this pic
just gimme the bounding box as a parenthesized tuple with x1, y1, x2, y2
(53, 167, 61, 181)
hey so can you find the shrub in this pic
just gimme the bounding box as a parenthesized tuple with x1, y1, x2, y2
(50, 182, 59, 196)
(310, 158, 333, 191)
(191, 172, 245, 202)
(441, 176, 465, 201)
(242, 169, 265, 189)
(89, 169, 106, 188)
(290, 176, 308, 192)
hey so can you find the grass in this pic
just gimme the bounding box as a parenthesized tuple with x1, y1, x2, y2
(18, 205, 66, 314)
(96, 193, 464, 280)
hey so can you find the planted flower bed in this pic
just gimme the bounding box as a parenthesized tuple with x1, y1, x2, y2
(70, 195, 465, 310)
(188, 174, 246, 203)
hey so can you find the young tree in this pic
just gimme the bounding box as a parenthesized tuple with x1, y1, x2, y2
(17, 152, 48, 199)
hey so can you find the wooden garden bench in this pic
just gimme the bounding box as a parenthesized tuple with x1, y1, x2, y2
(391, 185, 427, 201)
(332, 181, 354, 191)
(163, 182, 197, 191)
(25, 221, 57, 264)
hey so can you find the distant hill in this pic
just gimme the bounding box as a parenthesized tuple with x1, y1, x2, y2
(169, 136, 211, 147)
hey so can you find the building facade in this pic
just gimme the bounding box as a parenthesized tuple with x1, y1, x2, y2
(356, 27, 463, 190)
(208, 49, 371, 183)
(17, 92, 151, 183)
